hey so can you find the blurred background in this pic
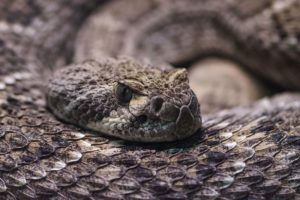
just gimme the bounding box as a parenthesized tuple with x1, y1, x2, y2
(75, 0, 299, 114)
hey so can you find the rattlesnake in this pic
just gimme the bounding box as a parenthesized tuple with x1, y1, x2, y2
(0, 0, 300, 199)
(75, 0, 300, 89)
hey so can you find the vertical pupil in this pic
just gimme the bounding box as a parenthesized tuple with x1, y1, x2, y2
(122, 87, 128, 96)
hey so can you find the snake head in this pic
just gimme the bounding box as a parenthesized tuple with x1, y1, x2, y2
(47, 57, 201, 142)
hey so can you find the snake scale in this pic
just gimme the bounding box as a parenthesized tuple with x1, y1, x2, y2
(0, 0, 300, 199)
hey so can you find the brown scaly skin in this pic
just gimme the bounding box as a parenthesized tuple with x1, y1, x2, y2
(75, 0, 300, 111)
(0, 0, 299, 199)
(47, 58, 201, 142)
(80, 0, 300, 88)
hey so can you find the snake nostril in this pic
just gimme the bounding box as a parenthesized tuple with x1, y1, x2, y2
(151, 97, 164, 113)
(136, 115, 148, 124)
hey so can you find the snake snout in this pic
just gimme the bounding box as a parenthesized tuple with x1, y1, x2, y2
(176, 105, 195, 127)
(149, 94, 200, 124)
(175, 95, 202, 135)
(156, 101, 180, 122)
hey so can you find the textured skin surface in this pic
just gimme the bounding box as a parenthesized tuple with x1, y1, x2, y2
(77, 0, 300, 89)
(75, 0, 300, 112)
(47, 58, 201, 142)
(0, 0, 300, 199)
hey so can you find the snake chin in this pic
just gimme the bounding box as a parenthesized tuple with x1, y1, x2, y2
(87, 115, 201, 143)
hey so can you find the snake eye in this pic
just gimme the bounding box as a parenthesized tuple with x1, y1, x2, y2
(116, 83, 133, 103)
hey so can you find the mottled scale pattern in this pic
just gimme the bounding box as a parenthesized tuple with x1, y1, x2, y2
(0, 0, 300, 199)
(1, 72, 300, 199)
(76, 0, 300, 90)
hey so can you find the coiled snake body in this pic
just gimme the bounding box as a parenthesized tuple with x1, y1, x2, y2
(0, 0, 300, 199)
